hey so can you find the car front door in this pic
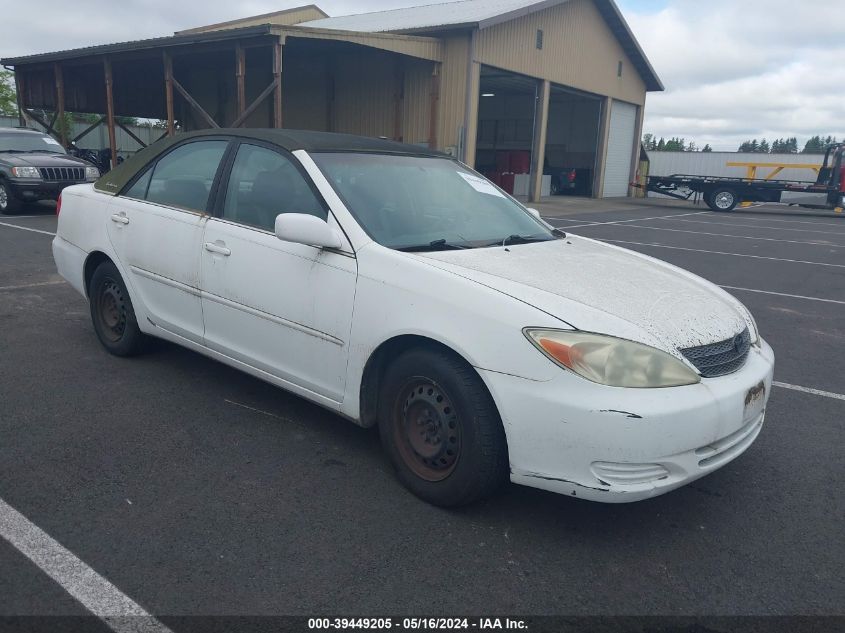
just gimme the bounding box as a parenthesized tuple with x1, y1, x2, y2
(106, 139, 230, 343)
(200, 142, 357, 403)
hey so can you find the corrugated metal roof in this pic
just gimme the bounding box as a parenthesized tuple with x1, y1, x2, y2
(301, 0, 559, 33)
(302, 0, 662, 91)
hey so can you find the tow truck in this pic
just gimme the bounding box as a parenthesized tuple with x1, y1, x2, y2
(635, 143, 845, 212)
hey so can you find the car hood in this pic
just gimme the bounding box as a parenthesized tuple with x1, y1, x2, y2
(415, 236, 749, 357)
(3, 153, 89, 168)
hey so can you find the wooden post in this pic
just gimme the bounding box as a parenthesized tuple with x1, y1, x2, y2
(235, 43, 246, 119)
(163, 51, 175, 136)
(54, 63, 67, 148)
(529, 79, 551, 203)
(428, 63, 441, 149)
(273, 39, 283, 128)
(103, 58, 117, 171)
(14, 72, 26, 127)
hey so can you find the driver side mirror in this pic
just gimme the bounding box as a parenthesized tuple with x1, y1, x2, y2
(526, 207, 541, 220)
(275, 213, 344, 250)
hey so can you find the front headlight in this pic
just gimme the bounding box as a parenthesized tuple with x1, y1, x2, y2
(524, 329, 701, 388)
(85, 166, 100, 182)
(11, 166, 41, 178)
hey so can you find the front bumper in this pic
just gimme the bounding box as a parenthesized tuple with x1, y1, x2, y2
(9, 178, 85, 202)
(480, 339, 775, 503)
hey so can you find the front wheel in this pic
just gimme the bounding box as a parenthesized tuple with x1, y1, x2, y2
(707, 188, 739, 212)
(88, 261, 148, 357)
(378, 348, 509, 507)
(0, 181, 22, 215)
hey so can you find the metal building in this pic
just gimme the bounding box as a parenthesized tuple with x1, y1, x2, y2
(1, 0, 662, 201)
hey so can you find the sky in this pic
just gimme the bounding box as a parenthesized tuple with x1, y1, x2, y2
(1, 0, 842, 151)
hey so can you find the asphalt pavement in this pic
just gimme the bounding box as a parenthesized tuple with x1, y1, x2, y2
(0, 199, 842, 625)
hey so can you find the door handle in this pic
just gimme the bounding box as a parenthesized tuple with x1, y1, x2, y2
(204, 242, 231, 257)
(110, 213, 129, 225)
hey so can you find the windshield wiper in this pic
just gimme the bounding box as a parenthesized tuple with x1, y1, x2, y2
(496, 234, 551, 247)
(26, 149, 62, 154)
(398, 239, 472, 253)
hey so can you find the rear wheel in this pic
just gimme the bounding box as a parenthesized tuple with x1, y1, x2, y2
(0, 181, 22, 215)
(378, 347, 509, 507)
(88, 261, 148, 357)
(707, 188, 739, 212)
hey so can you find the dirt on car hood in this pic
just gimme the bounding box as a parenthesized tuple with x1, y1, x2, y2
(416, 235, 749, 355)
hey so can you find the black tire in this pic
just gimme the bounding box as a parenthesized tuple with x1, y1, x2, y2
(0, 181, 22, 215)
(707, 188, 739, 212)
(550, 180, 560, 196)
(88, 261, 148, 357)
(378, 347, 509, 507)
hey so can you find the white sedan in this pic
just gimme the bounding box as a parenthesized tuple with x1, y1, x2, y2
(53, 129, 775, 506)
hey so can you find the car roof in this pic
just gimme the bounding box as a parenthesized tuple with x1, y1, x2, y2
(95, 128, 448, 195)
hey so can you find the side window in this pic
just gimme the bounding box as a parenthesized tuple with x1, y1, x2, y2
(146, 141, 228, 212)
(123, 167, 152, 200)
(222, 143, 327, 232)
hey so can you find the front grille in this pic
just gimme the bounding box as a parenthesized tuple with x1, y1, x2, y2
(680, 328, 751, 378)
(39, 167, 85, 182)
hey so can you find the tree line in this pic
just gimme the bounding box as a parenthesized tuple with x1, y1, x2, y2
(644, 130, 839, 155)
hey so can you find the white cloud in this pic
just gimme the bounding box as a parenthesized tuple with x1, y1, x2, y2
(626, 0, 845, 150)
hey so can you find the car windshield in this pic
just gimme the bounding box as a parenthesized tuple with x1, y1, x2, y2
(0, 133, 66, 154)
(311, 152, 557, 251)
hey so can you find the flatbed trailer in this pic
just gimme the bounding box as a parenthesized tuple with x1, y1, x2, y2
(634, 143, 845, 212)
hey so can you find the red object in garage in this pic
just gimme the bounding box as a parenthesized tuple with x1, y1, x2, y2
(495, 151, 511, 173)
(499, 173, 515, 194)
(509, 151, 531, 174)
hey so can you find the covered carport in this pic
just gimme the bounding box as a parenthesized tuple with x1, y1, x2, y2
(2, 24, 443, 169)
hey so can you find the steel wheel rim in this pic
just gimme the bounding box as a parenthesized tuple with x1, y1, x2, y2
(393, 378, 461, 482)
(714, 191, 734, 209)
(0, 186, 7, 210)
(97, 278, 127, 343)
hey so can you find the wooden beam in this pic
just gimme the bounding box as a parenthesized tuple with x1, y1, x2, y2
(231, 78, 278, 129)
(104, 58, 118, 171)
(171, 76, 219, 129)
(54, 63, 67, 148)
(23, 109, 61, 142)
(72, 116, 106, 143)
(272, 40, 283, 128)
(428, 63, 441, 149)
(235, 43, 246, 118)
(163, 51, 175, 136)
(115, 120, 148, 149)
(46, 110, 59, 134)
(14, 72, 26, 127)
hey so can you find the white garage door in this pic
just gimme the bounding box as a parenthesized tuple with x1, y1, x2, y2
(602, 100, 638, 197)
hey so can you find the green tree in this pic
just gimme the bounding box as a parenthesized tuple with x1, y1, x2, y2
(702, 144, 713, 152)
(656, 137, 666, 151)
(758, 139, 770, 153)
(0, 70, 18, 117)
(803, 136, 825, 153)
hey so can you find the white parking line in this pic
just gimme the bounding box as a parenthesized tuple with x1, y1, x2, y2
(599, 239, 845, 268)
(0, 496, 173, 633)
(586, 223, 845, 248)
(660, 217, 845, 236)
(774, 382, 845, 402)
(551, 211, 709, 229)
(712, 214, 845, 228)
(0, 280, 66, 292)
(0, 220, 56, 236)
(720, 285, 845, 306)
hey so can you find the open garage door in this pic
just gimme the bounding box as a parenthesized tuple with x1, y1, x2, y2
(545, 85, 601, 197)
(474, 67, 538, 197)
(602, 100, 638, 197)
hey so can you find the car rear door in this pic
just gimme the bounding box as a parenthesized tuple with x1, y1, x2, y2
(106, 138, 230, 343)
(199, 141, 357, 403)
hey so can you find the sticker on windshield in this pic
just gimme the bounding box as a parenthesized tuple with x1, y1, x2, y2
(458, 172, 506, 198)
(43, 137, 62, 146)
